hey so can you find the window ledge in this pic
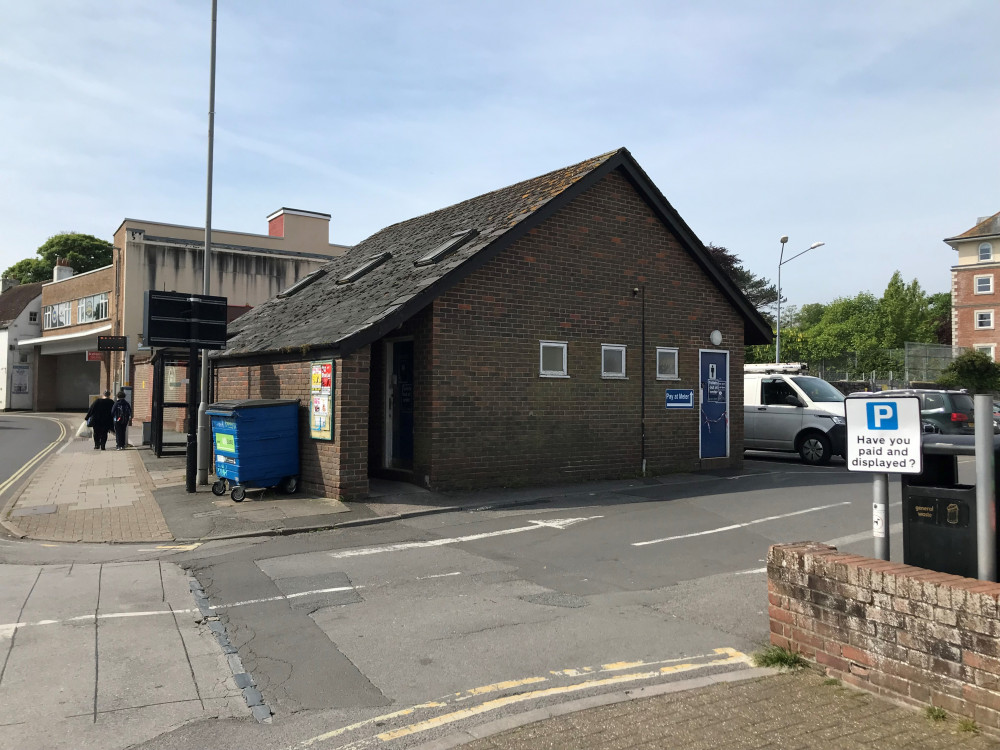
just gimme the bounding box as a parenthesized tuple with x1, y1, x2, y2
(657, 375, 681, 381)
(602, 375, 628, 380)
(540, 373, 570, 379)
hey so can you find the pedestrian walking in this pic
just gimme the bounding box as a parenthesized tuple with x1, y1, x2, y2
(111, 391, 133, 451)
(85, 390, 115, 450)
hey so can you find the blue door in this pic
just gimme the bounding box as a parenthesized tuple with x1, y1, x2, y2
(700, 350, 729, 459)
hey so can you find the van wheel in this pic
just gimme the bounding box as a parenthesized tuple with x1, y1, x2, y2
(798, 433, 832, 465)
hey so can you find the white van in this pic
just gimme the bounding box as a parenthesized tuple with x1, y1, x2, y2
(744, 363, 847, 464)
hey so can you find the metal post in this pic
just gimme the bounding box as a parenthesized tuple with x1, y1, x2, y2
(640, 285, 646, 476)
(775, 239, 785, 363)
(873, 473, 889, 560)
(186, 347, 200, 493)
(975, 394, 996, 581)
(196, 0, 218, 486)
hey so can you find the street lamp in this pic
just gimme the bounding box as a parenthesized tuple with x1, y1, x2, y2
(775, 237, 825, 364)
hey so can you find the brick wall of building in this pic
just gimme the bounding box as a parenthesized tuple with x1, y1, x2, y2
(212, 348, 369, 499)
(40, 266, 114, 330)
(422, 170, 745, 489)
(769, 541, 1000, 731)
(953, 266, 1000, 356)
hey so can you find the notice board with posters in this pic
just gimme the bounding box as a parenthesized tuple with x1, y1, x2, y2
(310, 360, 334, 440)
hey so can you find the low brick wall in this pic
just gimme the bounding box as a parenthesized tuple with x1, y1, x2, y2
(768, 542, 1000, 730)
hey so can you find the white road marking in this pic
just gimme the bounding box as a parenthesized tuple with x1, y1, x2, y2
(329, 516, 604, 559)
(416, 572, 462, 580)
(0, 415, 67, 497)
(0, 584, 361, 635)
(734, 567, 766, 575)
(632, 502, 852, 546)
(824, 522, 903, 548)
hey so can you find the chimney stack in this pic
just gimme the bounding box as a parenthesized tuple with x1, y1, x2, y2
(53, 257, 75, 282)
(1, 277, 19, 293)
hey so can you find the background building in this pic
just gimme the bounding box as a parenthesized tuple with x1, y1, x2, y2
(18, 209, 348, 413)
(946, 211, 1000, 360)
(0, 279, 43, 410)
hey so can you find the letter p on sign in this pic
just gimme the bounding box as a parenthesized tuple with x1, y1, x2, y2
(866, 402, 898, 430)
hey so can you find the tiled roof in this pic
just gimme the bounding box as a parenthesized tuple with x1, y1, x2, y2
(946, 211, 1000, 242)
(218, 148, 772, 359)
(0, 282, 43, 329)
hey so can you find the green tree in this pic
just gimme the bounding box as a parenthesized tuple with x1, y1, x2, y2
(704, 243, 779, 320)
(3, 233, 112, 283)
(937, 350, 1000, 393)
(879, 271, 935, 348)
(926, 292, 952, 345)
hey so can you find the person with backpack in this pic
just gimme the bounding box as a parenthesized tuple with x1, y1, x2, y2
(111, 391, 133, 451)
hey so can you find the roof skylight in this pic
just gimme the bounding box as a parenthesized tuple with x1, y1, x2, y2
(336, 252, 392, 284)
(277, 268, 326, 298)
(414, 229, 479, 267)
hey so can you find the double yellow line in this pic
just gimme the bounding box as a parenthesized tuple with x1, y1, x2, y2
(0, 415, 68, 503)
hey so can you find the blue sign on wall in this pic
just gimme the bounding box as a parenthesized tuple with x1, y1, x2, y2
(665, 389, 695, 409)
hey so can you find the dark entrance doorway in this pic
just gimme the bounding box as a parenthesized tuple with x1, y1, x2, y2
(384, 339, 414, 471)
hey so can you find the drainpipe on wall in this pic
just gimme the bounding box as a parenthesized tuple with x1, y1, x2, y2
(634, 286, 646, 476)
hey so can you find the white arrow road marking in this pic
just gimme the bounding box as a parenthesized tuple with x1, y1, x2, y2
(632, 502, 852, 547)
(329, 516, 604, 559)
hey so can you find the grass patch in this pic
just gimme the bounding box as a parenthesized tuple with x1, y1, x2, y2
(957, 718, 979, 734)
(752, 645, 807, 670)
(823, 678, 840, 686)
(925, 706, 948, 722)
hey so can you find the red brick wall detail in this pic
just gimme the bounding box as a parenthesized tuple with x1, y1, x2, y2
(769, 542, 1000, 730)
(953, 266, 999, 352)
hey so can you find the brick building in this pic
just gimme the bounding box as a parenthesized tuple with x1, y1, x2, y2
(946, 211, 1000, 359)
(18, 209, 348, 413)
(213, 149, 772, 498)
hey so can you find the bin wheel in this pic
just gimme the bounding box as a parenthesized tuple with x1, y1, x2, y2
(212, 480, 227, 496)
(279, 476, 299, 494)
(798, 432, 832, 465)
(231, 486, 246, 503)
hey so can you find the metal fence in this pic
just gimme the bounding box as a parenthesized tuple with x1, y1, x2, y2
(805, 343, 966, 390)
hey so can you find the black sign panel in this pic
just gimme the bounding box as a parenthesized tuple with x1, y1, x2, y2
(143, 291, 228, 349)
(98, 335, 128, 351)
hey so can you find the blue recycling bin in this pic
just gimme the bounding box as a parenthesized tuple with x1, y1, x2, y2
(206, 399, 300, 502)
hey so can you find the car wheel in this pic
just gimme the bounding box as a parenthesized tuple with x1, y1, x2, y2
(798, 432, 832, 465)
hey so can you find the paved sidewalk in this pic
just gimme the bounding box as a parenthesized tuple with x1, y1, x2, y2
(449, 669, 1000, 750)
(2, 426, 171, 542)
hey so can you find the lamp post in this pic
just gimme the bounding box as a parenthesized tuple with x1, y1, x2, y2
(775, 238, 825, 364)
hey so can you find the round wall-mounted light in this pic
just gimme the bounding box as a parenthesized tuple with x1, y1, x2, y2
(710, 330, 723, 346)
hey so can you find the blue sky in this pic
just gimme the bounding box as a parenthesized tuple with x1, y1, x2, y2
(2, 1, 997, 311)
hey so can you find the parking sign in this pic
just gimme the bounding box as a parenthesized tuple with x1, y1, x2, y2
(845, 396, 922, 474)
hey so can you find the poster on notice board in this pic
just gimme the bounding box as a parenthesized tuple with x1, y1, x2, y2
(310, 360, 334, 440)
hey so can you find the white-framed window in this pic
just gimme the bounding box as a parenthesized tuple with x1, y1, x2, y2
(975, 310, 994, 330)
(975, 344, 996, 361)
(980, 243, 993, 262)
(975, 275, 994, 294)
(43, 301, 72, 329)
(28, 311, 38, 323)
(77, 293, 109, 324)
(601, 344, 627, 378)
(656, 347, 679, 379)
(539, 340, 568, 377)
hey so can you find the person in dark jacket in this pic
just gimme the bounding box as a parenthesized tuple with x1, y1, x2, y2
(111, 391, 133, 451)
(85, 391, 115, 450)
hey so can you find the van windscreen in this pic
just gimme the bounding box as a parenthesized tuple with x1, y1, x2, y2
(791, 376, 845, 403)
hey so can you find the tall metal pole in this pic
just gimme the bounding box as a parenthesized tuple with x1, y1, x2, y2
(196, 0, 218, 486)
(975, 394, 996, 581)
(640, 285, 646, 476)
(775, 237, 786, 363)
